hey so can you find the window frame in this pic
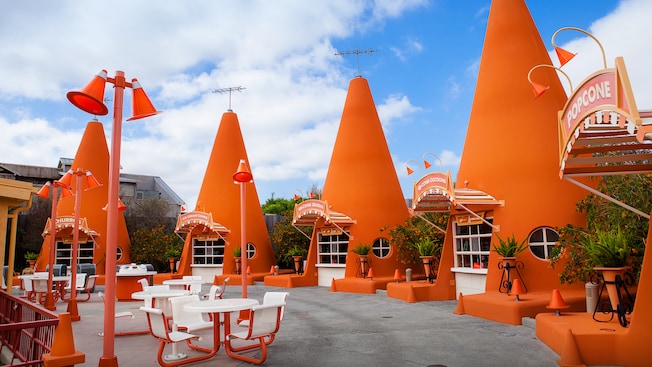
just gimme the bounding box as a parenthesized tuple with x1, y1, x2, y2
(528, 227, 559, 260)
(452, 217, 493, 272)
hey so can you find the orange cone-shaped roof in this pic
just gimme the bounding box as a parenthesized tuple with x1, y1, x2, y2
(40, 121, 131, 275)
(456, 0, 588, 291)
(179, 111, 274, 274)
(322, 77, 409, 277)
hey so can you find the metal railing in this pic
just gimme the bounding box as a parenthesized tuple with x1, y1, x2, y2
(0, 290, 58, 366)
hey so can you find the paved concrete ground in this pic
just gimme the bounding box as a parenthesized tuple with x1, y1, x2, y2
(58, 283, 560, 367)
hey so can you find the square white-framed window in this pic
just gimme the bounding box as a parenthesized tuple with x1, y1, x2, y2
(453, 218, 493, 269)
(317, 231, 349, 264)
(55, 240, 95, 267)
(192, 237, 225, 265)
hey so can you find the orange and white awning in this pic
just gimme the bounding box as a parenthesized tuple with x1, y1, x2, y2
(411, 171, 503, 230)
(412, 172, 455, 212)
(292, 199, 355, 226)
(292, 199, 355, 239)
(175, 211, 230, 234)
(42, 216, 99, 237)
(557, 57, 651, 219)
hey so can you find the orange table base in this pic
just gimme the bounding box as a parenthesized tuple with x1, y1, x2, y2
(116, 275, 150, 301)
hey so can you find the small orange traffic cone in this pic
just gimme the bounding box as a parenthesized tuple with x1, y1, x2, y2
(547, 289, 569, 316)
(454, 293, 465, 315)
(367, 268, 375, 280)
(269, 265, 275, 274)
(246, 266, 251, 275)
(42, 313, 85, 366)
(511, 279, 525, 301)
(393, 269, 401, 283)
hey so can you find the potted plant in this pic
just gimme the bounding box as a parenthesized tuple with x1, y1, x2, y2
(413, 238, 441, 280)
(351, 244, 372, 277)
(492, 233, 528, 257)
(583, 228, 631, 311)
(284, 246, 307, 275)
(164, 248, 181, 273)
(25, 251, 39, 269)
(232, 247, 242, 274)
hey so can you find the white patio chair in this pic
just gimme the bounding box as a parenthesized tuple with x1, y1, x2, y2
(204, 277, 230, 300)
(64, 273, 87, 292)
(138, 278, 149, 290)
(238, 291, 289, 345)
(168, 295, 213, 333)
(22, 277, 35, 301)
(182, 275, 203, 295)
(140, 306, 204, 366)
(31, 278, 49, 304)
(77, 274, 98, 302)
(225, 302, 285, 365)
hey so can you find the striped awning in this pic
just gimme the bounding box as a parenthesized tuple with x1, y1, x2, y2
(175, 211, 230, 234)
(292, 199, 355, 226)
(453, 188, 503, 207)
(558, 58, 652, 178)
(412, 171, 503, 212)
(42, 216, 99, 237)
(412, 171, 455, 212)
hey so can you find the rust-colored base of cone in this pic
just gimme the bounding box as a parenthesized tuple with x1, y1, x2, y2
(454, 293, 466, 315)
(67, 299, 81, 321)
(98, 356, 119, 367)
(42, 312, 86, 366)
(557, 329, 586, 367)
(43, 292, 57, 311)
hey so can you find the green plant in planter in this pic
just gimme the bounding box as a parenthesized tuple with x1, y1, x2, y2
(492, 233, 528, 257)
(584, 228, 629, 268)
(283, 246, 307, 262)
(24, 251, 39, 260)
(232, 247, 242, 257)
(164, 247, 181, 260)
(351, 244, 371, 256)
(413, 238, 441, 257)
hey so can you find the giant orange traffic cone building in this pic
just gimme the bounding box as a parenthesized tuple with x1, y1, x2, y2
(439, 0, 590, 324)
(36, 121, 132, 281)
(325, 76, 411, 293)
(175, 111, 274, 285)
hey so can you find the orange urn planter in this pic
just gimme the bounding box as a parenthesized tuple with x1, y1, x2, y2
(234, 257, 242, 274)
(594, 266, 628, 311)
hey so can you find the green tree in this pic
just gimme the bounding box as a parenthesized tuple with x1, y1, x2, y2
(383, 212, 448, 270)
(551, 174, 651, 284)
(270, 207, 311, 269)
(129, 225, 183, 272)
(262, 197, 295, 215)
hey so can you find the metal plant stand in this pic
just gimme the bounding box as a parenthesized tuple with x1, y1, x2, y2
(498, 259, 527, 294)
(592, 272, 635, 327)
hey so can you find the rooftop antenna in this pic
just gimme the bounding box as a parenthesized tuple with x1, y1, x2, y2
(334, 48, 378, 77)
(211, 86, 246, 111)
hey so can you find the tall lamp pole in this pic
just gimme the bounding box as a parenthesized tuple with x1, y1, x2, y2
(35, 181, 69, 311)
(59, 168, 101, 321)
(67, 70, 160, 367)
(233, 159, 253, 298)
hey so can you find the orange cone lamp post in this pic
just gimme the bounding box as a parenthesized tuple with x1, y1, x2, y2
(60, 168, 101, 321)
(233, 159, 253, 298)
(67, 69, 160, 367)
(35, 181, 71, 311)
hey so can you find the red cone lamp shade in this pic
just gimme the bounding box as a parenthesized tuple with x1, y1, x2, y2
(554, 46, 576, 67)
(36, 182, 52, 199)
(233, 159, 253, 183)
(127, 79, 161, 121)
(67, 70, 109, 116)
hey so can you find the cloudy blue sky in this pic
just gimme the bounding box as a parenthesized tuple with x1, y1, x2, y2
(1, 0, 649, 209)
